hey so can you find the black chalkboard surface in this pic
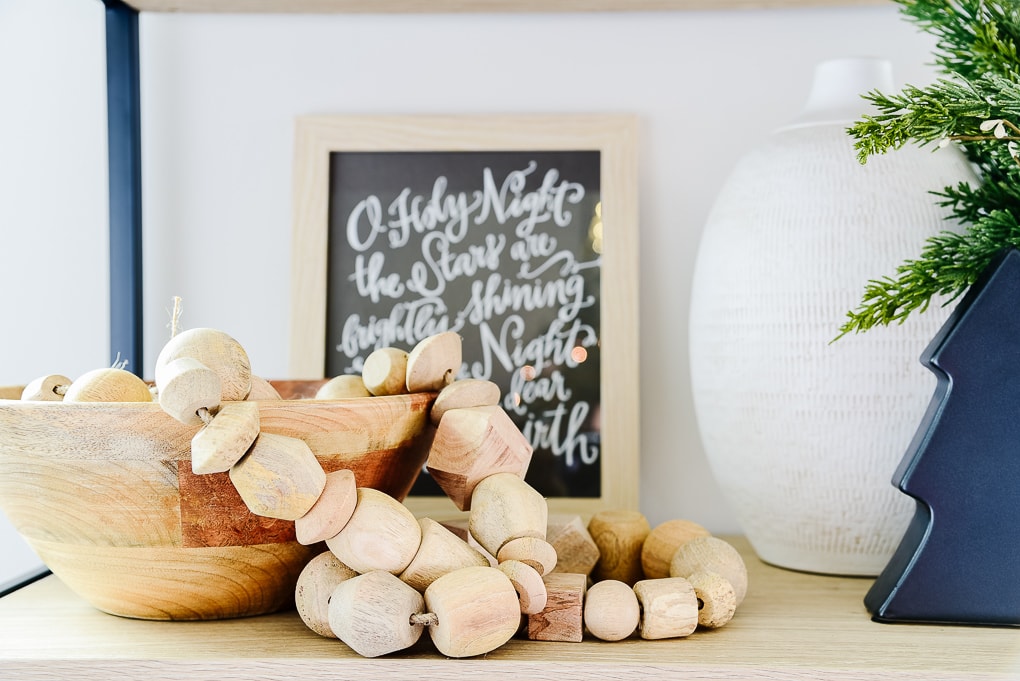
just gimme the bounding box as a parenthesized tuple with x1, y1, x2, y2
(324, 150, 603, 499)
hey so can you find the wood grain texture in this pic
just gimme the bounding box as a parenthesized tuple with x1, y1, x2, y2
(122, 0, 883, 12)
(0, 538, 1017, 678)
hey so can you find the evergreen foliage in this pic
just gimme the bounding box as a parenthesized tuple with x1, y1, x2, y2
(838, 0, 1020, 336)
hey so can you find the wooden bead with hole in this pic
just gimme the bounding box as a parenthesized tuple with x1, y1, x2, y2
(295, 551, 358, 638)
(20, 374, 71, 401)
(406, 331, 461, 393)
(430, 378, 500, 425)
(468, 472, 547, 557)
(641, 518, 711, 580)
(361, 347, 409, 396)
(398, 517, 489, 592)
(584, 579, 640, 641)
(326, 487, 422, 574)
(687, 570, 737, 629)
(295, 469, 358, 545)
(423, 565, 520, 658)
(496, 536, 558, 576)
(316, 375, 371, 399)
(229, 432, 326, 520)
(154, 327, 252, 402)
(190, 401, 260, 474)
(329, 570, 426, 658)
(633, 577, 699, 640)
(497, 559, 547, 615)
(669, 535, 748, 606)
(156, 357, 221, 426)
(527, 572, 586, 642)
(62, 368, 153, 403)
(589, 509, 650, 585)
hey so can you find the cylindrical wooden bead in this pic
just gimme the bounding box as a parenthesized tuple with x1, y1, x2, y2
(583, 579, 640, 642)
(496, 536, 558, 576)
(229, 433, 327, 520)
(316, 375, 371, 399)
(641, 518, 711, 580)
(246, 375, 282, 400)
(588, 509, 650, 585)
(669, 536, 748, 606)
(687, 570, 737, 629)
(329, 570, 426, 658)
(295, 551, 358, 638)
(20, 374, 71, 401)
(424, 565, 520, 658)
(399, 518, 489, 592)
(190, 401, 260, 474)
(430, 378, 500, 425)
(154, 327, 252, 402)
(406, 331, 461, 393)
(295, 469, 358, 545)
(497, 559, 547, 615)
(526, 572, 586, 642)
(469, 472, 548, 557)
(157, 357, 221, 426)
(63, 368, 153, 403)
(326, 488, 422, 574)
(633, 577, 698, 640)
(361, 347, 409, 396)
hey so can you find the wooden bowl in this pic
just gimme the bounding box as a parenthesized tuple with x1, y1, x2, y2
(0, 382, 434, 620)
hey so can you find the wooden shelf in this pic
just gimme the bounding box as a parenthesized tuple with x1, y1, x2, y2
(1, 537, 1016, 679)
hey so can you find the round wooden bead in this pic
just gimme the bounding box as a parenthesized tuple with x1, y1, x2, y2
(295, 551, 358, 638)
(361, 347, 409, 396)
(399, 518, 489, 592)
(430, 378, 500, 425)
(406, 331, 461, 393)
(424, 565, 520, 658)
(316, 375, 371, 399)
(63, 368, 153, 403)
(20, 374, 71, 401)
(229, 432, 327, 520)
(295, 469, 358, 545)
(687, 570, 737, 629)
(669, 536, 748, 606)
(245, 375, 282, 400)
(326, 488, 422, 574)
(588, 509, 650, 585)
(641, 518, 711, 580)
(633, 577, 698, 640)
(329, 570, 426, 658)
(583, 579, 640, 641)
(157, 357, 221, 426)
(469, 472, 548, 557)
(190, 401, 260, 474)
(497, 559, 547, 615)
(155, 327, 252, 402)
(496, 536, 558, 576)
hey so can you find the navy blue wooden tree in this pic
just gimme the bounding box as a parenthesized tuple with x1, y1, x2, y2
(866, 248, 1020, 626)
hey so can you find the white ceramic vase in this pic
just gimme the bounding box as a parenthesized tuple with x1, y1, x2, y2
(688, 58, 978, 576)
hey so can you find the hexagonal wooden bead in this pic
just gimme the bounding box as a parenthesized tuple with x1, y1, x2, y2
(63, 368, 153, 403)
(469, 473, 547, 557)
(497, 559, 547, 615)
(229, 432, 326, 520)
(295, 469, 358, 545)
(588, 509, 650, 585)
(156, 357, 221, 426)
(424, 565, 520, 658)
(20, 374, 71, 401)
(527, 572, 586, 642)
(430, 378, 500, 425)
(406, 331, 461, 393)
(633, 577, 699, 640)
(584, 579, 640, 641)
(641, 518, 711, 580)
(326, 488, 422, 574)
(329, 570, 426, 658)
(398, 518, 489, 592)
(295, 551, 358, 638)
(688, 570, 737, 629)
(361, 347, 409, 396)
(191, 401, 260, 475)
(669, 536, 748, 606)
(426, 405, 533, 511)
(155, 327, 252, 402)
(548, 514, 601, 576)
(315, 375, 371, 399)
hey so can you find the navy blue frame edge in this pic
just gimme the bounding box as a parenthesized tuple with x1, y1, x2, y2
(102, 0, 144, 376)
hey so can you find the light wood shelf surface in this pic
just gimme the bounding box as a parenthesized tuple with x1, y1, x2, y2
(122, 0, 884, 12)
(1, 537, 1017, 680)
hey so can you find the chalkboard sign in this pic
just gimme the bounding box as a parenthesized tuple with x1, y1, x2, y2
(291, 115, 639, 517)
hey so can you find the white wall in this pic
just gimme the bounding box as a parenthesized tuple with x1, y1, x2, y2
(0, 0, 938, 584)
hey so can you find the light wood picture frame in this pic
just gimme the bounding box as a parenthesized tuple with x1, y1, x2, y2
(290, 114, 639, 519)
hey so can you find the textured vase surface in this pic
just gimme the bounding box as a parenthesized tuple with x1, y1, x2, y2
(688, 58, 978, 575)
